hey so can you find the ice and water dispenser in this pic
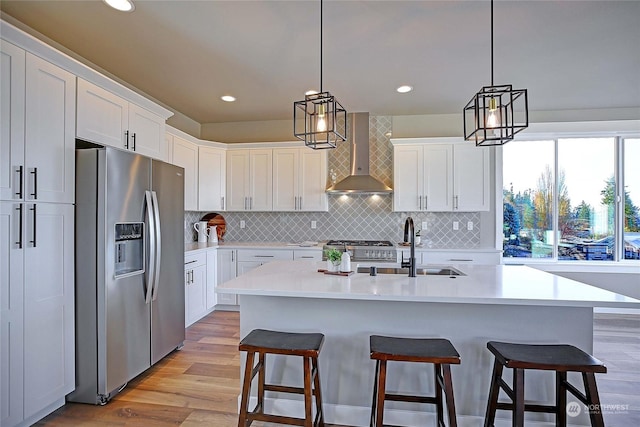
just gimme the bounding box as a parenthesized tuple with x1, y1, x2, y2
(114, 223, 144, 277)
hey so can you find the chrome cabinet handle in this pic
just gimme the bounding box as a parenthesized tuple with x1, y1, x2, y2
(424, 195, 428, 210)
(221, 196, 225, 210)
(15, 166, 23, 198)
(185, 260, 197, 265)
(299, 196, 302, 210)
(15, 204, 23, 248)
(131, 133, 136, 151)
(454, 195, 459, 210)
(30, 168, 38, 199)
(29, 204, 36, 247)
(250, 196, 253, 210)
(254, 255, 274, 258)
(124, 130, 129, 149)
(419, 195, 422, 210)
(231, 251, 234, 262)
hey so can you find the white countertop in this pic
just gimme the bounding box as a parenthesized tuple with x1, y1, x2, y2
(185, 241, 323, 253)
(217, 260, 640, 308)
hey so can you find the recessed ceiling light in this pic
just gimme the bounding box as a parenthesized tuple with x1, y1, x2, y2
(305, 90, 318, 96)
(396, 85, 413, 93)
(103, 0, 135, 12)
(221, 95, 236, 102)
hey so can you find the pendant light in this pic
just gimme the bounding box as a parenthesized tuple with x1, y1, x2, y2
(294, 0, 347, 149)
(463, 0, 528, 146)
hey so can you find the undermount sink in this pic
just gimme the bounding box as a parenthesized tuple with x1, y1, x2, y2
(356, 266, 465, 277)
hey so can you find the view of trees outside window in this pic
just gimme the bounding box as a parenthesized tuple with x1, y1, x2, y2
(624, 138, 640, 260)
(503, 137, 640, 261)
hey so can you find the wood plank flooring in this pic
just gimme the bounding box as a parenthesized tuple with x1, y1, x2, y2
(36, 311, 639, 426)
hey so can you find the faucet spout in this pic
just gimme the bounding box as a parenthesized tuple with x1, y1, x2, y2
(402, 216, 417, 277)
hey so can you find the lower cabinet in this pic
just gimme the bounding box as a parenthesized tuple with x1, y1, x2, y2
(420, 250, 501, 265)
(184, 252, 207, 327)
(216, 248, 238, 306)
(1, 201, 74, 427)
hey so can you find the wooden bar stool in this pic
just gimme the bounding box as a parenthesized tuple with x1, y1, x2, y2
(238, 329, 325, 427)
(370, 335, 461, 427)
(484, 341, 607, 427)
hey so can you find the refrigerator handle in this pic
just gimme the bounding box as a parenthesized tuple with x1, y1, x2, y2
(144, 190, 156, 304)
(151, 190, 162, 301)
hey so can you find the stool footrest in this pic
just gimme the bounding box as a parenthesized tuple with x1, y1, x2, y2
(264, 384, 315, 395)
(245, 412, 308, 426)
(496, 401, 556, 414)
(385, 392, 438, 405)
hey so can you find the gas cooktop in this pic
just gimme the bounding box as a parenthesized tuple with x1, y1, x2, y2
(325, 240, 394, 247)
(323, 240, 397, 262)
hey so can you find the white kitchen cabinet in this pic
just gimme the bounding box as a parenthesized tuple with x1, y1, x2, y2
(293, 250, 322, 261)
(77, 78, 166, 160)
(170, 135, 198, 211)
(1, 43, 75, 205)
(237, 248, 293, 275)
(216, 248, 238, 306)
(1, 201, 75, 426)
(419, 250, 501, 265)
(393, 140, 489, 212)
(226, 149, 272, 211)
(184, 252, 207, 327)
(205, 250, 217, 310)
(273, 147, 328, 211)
(198, 146, 226, 211)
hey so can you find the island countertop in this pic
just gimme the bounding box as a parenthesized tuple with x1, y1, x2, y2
(217, 260, 640, 309)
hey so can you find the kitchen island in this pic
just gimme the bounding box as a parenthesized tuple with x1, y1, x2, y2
(217, 260, 639, 426)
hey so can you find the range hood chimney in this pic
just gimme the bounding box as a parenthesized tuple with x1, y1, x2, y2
(326, 112, 392, 194)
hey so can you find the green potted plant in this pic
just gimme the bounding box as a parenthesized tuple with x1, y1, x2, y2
(324, 248, 343, 272)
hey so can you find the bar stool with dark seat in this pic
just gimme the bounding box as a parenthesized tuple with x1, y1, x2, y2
(238, 329, 325, 427)
(370, 335, 461, 427)
(484, 341, 607, 427)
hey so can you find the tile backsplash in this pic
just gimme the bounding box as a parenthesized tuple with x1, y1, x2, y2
(185, 115, 482, 248)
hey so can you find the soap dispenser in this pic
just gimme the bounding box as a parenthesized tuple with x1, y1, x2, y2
(340, 250, 351, 273)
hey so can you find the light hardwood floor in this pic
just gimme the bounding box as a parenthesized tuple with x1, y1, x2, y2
(36, 311, 639, 426)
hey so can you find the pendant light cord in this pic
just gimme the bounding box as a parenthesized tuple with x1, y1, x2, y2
(490, 0, 494, 86)
(320, 0, 323, 93)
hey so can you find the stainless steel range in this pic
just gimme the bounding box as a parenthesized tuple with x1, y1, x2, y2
(323, 240, 398, 263)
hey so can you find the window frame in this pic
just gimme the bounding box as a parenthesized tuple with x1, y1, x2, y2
(498, 122, 640, 267)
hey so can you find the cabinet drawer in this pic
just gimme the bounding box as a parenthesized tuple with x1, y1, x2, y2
(185, 252, 207, 268)
(420, 251, 500, 265)
(237, 249, 293, 262)
(293, 250, 322, 261)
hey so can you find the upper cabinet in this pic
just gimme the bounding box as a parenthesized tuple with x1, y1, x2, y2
(169, 133, 199, 211)
(226, 149, 272, 211)
(273, 147, 328, 212)
(1, 41, 75, 204)
(77, 79, 166, 160)
(393, 139, 490, 212)
(198, 146, 226, 211)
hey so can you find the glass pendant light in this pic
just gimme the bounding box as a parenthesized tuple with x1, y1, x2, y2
(463, 0, 529, 146)
(293, 0, 347, 149)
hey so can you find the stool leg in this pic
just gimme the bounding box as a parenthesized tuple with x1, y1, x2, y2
(370, 360, 380, 427)
(303, 356, 313, 427)
(238, 351, 256, 427)
(484, 359, 503, 427)
(375, 360, 388, 427)
(583, 373, 605, 427)
(513, 368, 525, 427)
(312, 356, 325, 427)
(257, 352, 266, 415)
(442, 364, 458, 427)
(556, 371, 567, 427)
(434, 364, 444, 426)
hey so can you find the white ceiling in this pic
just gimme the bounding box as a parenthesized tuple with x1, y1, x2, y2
(1, 0, 639, 125)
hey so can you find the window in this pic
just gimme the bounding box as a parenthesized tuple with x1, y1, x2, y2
(503, 136, 639, 262)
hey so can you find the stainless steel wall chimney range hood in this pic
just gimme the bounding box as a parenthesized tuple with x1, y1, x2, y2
(326, 112, 392, 195)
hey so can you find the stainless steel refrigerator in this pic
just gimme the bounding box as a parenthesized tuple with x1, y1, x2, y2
(68, 147, 185, 404)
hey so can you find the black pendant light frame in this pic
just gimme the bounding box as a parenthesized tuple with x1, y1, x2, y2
(463, 0, 528, 146)
(294, 0, 346, 149)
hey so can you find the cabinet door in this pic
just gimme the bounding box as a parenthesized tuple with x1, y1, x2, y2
(272, 148, 298, 211)
(171, 136, 198, 211)
(423, 144, 453, 211)
(198, 146, 226, 211)
(76, 78, 128, 149)
(237, 261, 263, 275)
(226, 151, 249, 211)
(393, 145, 423, 211)
(216, 249, 237, 305)
(128, 103, 165, 160)
(0, 41, 25, 202)
(23, 203, 74, 419)
(25, 54, 75, 204)
(205, 251, 217, 310)
(185, 265, 207, 326)
(299, 149, 328, 211)
(0, 202, 25, 426)
(453, 144, 490, 211)
(249, 149, 272, 211)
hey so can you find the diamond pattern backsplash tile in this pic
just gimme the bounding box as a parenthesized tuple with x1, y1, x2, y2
(184, 115, 481, 248)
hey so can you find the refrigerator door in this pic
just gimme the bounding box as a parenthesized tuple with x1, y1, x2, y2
(150, 159, 185, 364)
(101, 148, 152, 395)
